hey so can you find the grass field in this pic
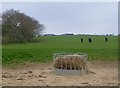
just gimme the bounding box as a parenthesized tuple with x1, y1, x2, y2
(2, 35, 118, 65)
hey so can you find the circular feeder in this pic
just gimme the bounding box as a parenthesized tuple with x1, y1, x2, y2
(53, 53, 89, 75)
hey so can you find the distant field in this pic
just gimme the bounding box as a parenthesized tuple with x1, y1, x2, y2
(2, 35, 118, 65)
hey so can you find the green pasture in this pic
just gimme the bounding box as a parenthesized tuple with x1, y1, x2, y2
(2, 35, 118, 65)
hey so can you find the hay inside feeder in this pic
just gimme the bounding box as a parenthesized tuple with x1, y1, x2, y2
(53, 53, 89, 75)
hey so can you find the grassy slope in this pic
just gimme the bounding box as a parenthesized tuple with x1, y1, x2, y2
(2, 35, 118, 65)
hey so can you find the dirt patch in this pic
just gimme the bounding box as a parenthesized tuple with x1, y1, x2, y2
(2, 61, 118, 86)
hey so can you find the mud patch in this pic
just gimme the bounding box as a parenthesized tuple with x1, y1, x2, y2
(2, 61, 118, 86)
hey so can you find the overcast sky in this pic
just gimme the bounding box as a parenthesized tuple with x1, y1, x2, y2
(2, 2, 118, 35)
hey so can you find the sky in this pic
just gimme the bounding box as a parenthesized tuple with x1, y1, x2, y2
(2, 2, 118, 35)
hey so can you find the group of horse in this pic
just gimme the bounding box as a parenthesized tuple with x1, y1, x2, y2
(80, 37, 108, 43)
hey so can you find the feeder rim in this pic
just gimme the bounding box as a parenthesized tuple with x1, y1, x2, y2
(53, 53, 87, 55)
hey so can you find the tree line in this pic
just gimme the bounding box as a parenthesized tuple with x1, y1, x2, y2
(2, 9, 45, 44)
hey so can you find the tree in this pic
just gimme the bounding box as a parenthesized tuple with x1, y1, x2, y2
(2, 9, 45, 44)
(0, 13, 2, 44)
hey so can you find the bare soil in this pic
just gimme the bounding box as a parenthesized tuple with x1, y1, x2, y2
(2, 61, 118, 86)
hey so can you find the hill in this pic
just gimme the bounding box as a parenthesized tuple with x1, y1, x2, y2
(2, 35, 118, 65)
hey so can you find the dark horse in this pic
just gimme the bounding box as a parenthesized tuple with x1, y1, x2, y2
(89, 38, 92, 43)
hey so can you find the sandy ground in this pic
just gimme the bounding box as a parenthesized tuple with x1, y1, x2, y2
(2, 61, 118, 86)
